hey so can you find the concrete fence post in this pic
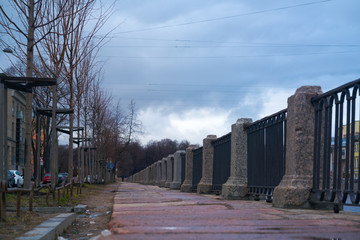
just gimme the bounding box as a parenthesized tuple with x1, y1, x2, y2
(197, 135, 217, 194)
(273, 86, 322, 208)
(180, 145, 197, 192)
(222, 118, 253, 199)
(170, 150, 186, 189)
(165, 155, 174, 188)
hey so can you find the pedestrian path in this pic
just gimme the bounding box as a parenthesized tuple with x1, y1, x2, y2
(103, 183, 360, 240)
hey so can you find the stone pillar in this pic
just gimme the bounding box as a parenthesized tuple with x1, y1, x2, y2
(165, 155, 174, 188)
(160, 157, 167, 187)
(180, 145, 197, 192)
(144, 167, 149, 184)
(222, 118, 253, 199)
(154, 162, 159, 185)
(197, 135, 217, 194)
(153, 163, 157, 185)
(148, 165, 153, 185)
(273, 86, 322, 208)
(170, 150, 186, 189)
(156, 160, 162, 186)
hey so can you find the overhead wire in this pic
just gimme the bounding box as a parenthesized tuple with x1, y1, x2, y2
(115, 0, 333, 34)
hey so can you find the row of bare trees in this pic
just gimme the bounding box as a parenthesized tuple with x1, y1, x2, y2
(117, 139, 191, 177)
(0, 0, 141, 188)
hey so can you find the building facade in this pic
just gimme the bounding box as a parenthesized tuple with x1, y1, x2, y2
(7, 89, 26, 172)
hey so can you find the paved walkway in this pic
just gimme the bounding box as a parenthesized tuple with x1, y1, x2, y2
(103, 183, 360, 240)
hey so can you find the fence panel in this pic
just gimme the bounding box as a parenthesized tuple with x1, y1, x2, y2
(192, 147, 203, 192)
(181, 153, 186, 184)
(312, 78, 360, 209)
(212, 132, 231, 192)
(247, 109, 287, 200)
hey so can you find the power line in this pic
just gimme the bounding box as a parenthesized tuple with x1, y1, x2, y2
(115, 0, 333, 34)
(100, 50, 359, 59)
(104, 44, 360, 49)
(114, 37, 360, 48)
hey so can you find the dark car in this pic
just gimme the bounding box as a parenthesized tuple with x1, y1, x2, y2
(8, 170, 15, 188)
(59, 173, 68, 183)
(58, 174, 65, 184)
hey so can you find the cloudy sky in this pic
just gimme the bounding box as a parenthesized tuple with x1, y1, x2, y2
(1, 0, 360, 146)
(97, 0, 359, 145)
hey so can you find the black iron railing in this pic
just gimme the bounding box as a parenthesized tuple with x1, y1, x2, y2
(312, 78, 360, 208)
(181, 152, 186, 184)
(246, 109, 287, 201)
(212, 132, 231, 192)
(192, 147, 203, 192)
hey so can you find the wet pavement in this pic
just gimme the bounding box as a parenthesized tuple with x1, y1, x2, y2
(103, 183, 360, 240)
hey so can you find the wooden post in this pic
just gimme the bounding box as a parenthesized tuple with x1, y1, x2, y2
(29, 184, 34, 211)
(1, 191, 6, 220)
(16, 191, 21, 217)
(57, 189, 60, 205)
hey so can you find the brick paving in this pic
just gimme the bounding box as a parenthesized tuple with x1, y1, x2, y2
(103, 183, 360, 240)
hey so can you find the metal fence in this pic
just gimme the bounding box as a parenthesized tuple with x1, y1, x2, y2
(212, 132, 231, 192)
(181, 153, 186, 184)
(312, 78, 360, 208)
(192, 147, 203, 192)
(246, 109, 287, 201)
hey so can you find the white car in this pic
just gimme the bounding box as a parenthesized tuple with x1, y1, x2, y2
(9, 170, 24, 187)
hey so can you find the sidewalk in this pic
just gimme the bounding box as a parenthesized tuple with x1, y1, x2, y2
(103, 183, 360, 240)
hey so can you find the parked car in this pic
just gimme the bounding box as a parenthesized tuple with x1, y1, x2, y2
(58, 174, 65, 184)
(43, 173, 65, 184)
(7, 170, 15, 188)
(8, 170, 23, 187)
(59, 172, 68, 183)
(43, 173, 51, 184)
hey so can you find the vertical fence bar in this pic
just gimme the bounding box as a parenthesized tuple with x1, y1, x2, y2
(247, 109, 287, 200)
(311, 78, 360, 208)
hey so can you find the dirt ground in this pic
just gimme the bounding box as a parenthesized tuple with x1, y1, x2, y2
(59, 180, 119, 239)
(0, 179, 120, 240)
(0, 210, 58, 240)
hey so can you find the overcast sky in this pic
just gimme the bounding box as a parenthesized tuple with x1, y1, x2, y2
(1, 0, 360, 146)
(97, 0, 359, 145)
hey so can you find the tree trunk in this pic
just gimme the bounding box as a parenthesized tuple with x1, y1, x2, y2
(24, 0, 35, 188)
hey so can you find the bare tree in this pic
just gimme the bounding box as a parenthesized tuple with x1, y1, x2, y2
(0, 0, 67, 188)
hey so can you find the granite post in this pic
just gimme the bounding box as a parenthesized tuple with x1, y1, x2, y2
(180, 145, 197, 192)
(170, 150, 186, 189)
(148, 165, 154, 185)
(165, 155, 174, 188)
(160, 157, 167, 187)
(273, 86, 322, 208)
(222, 118, 253, 199)
(155, 161, 162, 186)
(144, 167, 149, 184)
(197, 135, 217, 194)
(152, 163, 157, 185)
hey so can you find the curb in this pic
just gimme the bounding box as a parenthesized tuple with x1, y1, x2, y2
(16, 213, 76, 240)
